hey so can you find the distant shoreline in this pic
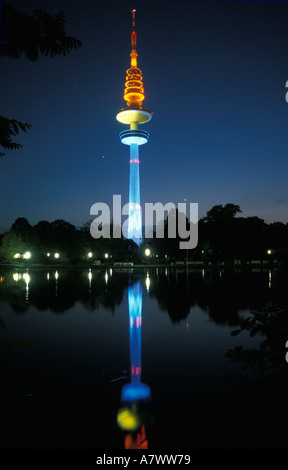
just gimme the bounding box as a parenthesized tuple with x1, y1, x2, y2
(0, 261, 285, 270)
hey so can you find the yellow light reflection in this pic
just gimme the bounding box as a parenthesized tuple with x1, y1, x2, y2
(55, 271, 59, 280)
(13, 273, 21, 282)
(105, 272, 109, 284)
(117, 407, 140, 432)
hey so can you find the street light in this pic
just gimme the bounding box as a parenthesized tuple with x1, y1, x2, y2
(88, 252, 93, 258)
(145, 248, 150, 257)
(54, 253, 60, 259)
(104, 253, 109, 259)
(23, 251, 31, 259)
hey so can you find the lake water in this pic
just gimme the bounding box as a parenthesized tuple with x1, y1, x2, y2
(0, 266, 287, 450)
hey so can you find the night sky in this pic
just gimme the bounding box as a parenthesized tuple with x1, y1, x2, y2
(1, 0, 288, 233)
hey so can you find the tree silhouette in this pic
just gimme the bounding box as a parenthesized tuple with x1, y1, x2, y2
(0, 231, 25, 261)
(0, 118, 31, 157)
(203, 203, 241, 224)
(0, 2, 82, 157)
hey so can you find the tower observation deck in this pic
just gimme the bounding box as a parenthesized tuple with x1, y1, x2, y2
(116, 9, 152, 246)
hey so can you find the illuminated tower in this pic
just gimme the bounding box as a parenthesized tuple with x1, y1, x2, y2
(116, 9, 152, 246)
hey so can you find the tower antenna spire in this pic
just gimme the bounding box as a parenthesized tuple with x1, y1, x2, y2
(132, 9, 136, 29)
(131, 9, 137, 54)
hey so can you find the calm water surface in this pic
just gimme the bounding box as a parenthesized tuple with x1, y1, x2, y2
(0, 267, 287, 450)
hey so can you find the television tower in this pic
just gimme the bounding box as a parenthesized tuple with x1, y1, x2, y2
(116, 9, 152, 246)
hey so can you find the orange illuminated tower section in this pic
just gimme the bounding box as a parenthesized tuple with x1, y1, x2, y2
(116, 9, 152, 246)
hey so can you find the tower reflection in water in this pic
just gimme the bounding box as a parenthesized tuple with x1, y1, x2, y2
(117, 281, 152, 449)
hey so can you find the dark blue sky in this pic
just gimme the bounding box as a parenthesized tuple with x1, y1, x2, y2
(1, 0, 288, 233)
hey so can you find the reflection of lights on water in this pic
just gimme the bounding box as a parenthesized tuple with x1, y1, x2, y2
(23, 272, 30, 285)
(47, 272, 50, 280)
(186, 320, 189, 332)
(23, 271, 30, 303)
(145, 274, 150, 292)
(109, 268, 113, 276)
(121, 282, 151, 403)
(0, 276, 4, 283)
(219, 270, 222, 278)
(269, 269, 272, 288)
(105, 272, 109, 284)
(202, 269, 205, 279)
(88, 269, 92, 292)
(165, 268, 168, 277)
(55, 271, 59, 296)
(13, 271, 30, 300)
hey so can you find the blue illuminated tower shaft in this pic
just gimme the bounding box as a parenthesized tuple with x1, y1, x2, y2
(129, 144, 141, 243)
(118, 128, 150, 246)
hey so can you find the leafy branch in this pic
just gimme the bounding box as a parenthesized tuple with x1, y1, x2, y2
(0, 117, 31, 157)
